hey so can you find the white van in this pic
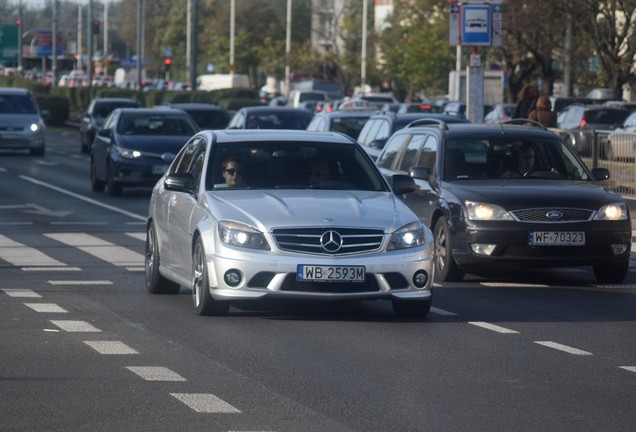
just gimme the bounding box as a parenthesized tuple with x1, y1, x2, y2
(196, 74, 250, 91)
(287, 90, 329, 108)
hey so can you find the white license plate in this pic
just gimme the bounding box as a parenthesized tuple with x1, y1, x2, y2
(528, 231, 585, 246)
(297, 265, 365, 282)
(153, 165, 168, 174)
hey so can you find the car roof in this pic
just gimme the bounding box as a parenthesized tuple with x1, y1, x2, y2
(94, 97, 139, 103)
(163, 102, 225, 110)
(0, 87, 30, 95)
(316, 110, 377, 118)
(240, 106, 313, 114)
(115, 107, 189, 115)
(206, 129, 358, 144)
(401, 122, 562, 140)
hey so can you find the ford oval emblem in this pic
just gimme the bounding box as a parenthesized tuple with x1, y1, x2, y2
(546, 210, 562, 219)
(161, 153, 175, 162)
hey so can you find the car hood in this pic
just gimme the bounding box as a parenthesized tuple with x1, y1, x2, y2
(0, 114, 42, 128)
(115, 134, 191, 153)
(445, 180, 624, 210)
(204, 189, 415, 232)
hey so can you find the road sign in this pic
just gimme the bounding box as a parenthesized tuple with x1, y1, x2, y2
(462, 5, 491, 46)
(449, 0, 460, 46)
(0, 25, 19, 62)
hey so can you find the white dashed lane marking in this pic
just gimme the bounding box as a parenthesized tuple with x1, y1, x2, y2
(170, 393, 241, 413)
(50, 320, 102, 332)
(535, 341, 593, 356)
(44, 233, 144, 267)
(468, 321, 520, 334)
(2, 289, 42, 298)
(125, 366, 186, 381)
(619, 366, 636, 373)
(48, 280, 113, 285)
(0, 234, 68, 268)
(84, 341, 139, 355)
(24, 303, 68, 313)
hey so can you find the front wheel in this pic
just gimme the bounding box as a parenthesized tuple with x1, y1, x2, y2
(145, 222, 180, 294)
(593, 259, 629, 284)
(433, 217, 465, 282)
(106, 161, 123, 196)
(192, 237, 230, 316)
(90, 158, 106, 192)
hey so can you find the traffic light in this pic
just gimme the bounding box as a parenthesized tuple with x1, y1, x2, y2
(164, 57, 172, 72)
(92, 19, 100, 35)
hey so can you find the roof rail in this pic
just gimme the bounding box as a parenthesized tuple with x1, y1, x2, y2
(405, 118, 449, 130)
(502, 118, 547, 130)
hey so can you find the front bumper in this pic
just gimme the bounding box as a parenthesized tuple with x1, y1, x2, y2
(204, 246, 435, 302)
(111, 157, 170, 188)
(452, 220, 631, 269)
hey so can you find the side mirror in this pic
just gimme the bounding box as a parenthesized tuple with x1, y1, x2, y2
(164, 173, 196, 194)
(409, 166, 432, 182)
(369, 138, 387, 150)
(591, 167, 610, 181)
(96, 128, 112, 138)
(392, 174, 417, 195)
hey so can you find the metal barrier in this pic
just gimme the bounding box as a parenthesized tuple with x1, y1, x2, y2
(552, 128, 636, 200)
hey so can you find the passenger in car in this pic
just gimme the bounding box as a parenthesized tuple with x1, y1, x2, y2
(501, 144, 536, 177)
(221, 156, 244, 188)
(306, 158, 332, 186)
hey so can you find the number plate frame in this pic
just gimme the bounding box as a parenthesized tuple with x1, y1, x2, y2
(297, 265, 366, 282)
(528, 231, 585, 246)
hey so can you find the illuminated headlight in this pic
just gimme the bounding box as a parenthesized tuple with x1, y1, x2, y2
(117, 148, 143, 159)
(218, 221, 270, 250)
(466, 201, 513, 221)
(471, 243, 497, 255)
(30, 123, 39, 132)
(594, 203, 628, 221)
(388, 221, 425, 250)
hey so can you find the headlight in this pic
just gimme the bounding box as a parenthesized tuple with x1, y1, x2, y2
(30, 123, 39, 132)
(117, 148, 143, 159)
(594, 202, 628, 221)
(388, 221, 425, 250)
(218, 221, 270, 250)
(466, 201, 513, 221)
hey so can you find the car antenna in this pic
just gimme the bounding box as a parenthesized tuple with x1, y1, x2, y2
(495, 105, 505, 134)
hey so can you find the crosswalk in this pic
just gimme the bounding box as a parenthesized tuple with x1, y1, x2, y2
(0, 232, 145, 272)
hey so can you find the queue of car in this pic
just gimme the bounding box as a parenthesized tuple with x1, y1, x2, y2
(4, 86, 629, 316)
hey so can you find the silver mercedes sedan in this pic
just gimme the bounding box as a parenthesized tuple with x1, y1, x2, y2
(145, 129, 435, 317)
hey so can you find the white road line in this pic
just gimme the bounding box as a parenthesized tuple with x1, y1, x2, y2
(534, 341, 593, 356)
(619, 366, 636, 373)
(24, 303, 68, 313)
(430, 307, 458, 316)
(0, 234, 68, 268)
(125, 366, 186, 381)
(19, 175, 146, 221)
(45, 233, 144, 267)
(0, 222, 33, 225)
(84, 341, 139, 355)
(126, 232, 146, 241)
(125, 266, 145, 272)
(170, 393, 241, 413)
(480, 282, 550, 288)
(22, 266, 81, 272)
(48, 280, 113, 285)
(50, 320, 101, 332)
(468, 321, 520, 334)
(50, 222, 108, 225)
(2, 289, 42, 298)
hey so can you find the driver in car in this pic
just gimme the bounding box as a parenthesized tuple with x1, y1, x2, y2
(502, 144, 536, 178)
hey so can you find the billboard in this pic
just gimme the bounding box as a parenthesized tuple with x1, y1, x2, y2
(0, 25, 19, 62)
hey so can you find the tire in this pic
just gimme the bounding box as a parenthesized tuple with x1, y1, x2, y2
(145, 223, 180, 294)
(90, 158, 106, 192)
(106, 161, 123, 196)
(593, 259, 629, 284)
(433, 217, 465, 282)
(80, 134, 88, 153)
(192, 237, 229, 316)
(30, 147, 45, 156)
(392, 299, 431, 318)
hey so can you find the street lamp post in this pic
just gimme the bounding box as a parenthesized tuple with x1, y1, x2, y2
(284, 0, 291, 97)
(361, 0, 368, 91)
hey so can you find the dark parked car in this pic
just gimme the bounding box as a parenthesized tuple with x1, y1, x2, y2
(227, 106, 313, 130)
(145, 129, 435, 317)
(306, 109, 376, 139)
(90, 108, 199, 196)
(160, 102, 230, 130)
(375, 120, 631, 284)
(356, 112, 470, 160)
(556, 104, 630, 156)
(80, 97, 141, 152)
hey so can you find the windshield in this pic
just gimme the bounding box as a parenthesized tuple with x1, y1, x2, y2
(207, 141, 388, 191)
(0, 94, 37, 115)
(444, 136, 592, 181)
(117, 114, 198, 135)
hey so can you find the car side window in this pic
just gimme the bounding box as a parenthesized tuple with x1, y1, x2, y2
(377, 133, 410, 169)
(416, 135, 438, 171)
(172, 137, 202, 175)
(398, 134, 425, 172)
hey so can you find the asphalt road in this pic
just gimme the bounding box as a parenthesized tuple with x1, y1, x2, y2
(1, 129, 635, 432)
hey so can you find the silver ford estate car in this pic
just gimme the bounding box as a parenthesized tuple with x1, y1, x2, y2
(145, 129, 435, 317)
(0, 87, 46, 156)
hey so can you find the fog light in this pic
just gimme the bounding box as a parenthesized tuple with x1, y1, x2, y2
(224, 269, 242, 287)
(471, 243, 497, 256)
(611, 244, 629, 255)
(413, 270, 428, 288)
